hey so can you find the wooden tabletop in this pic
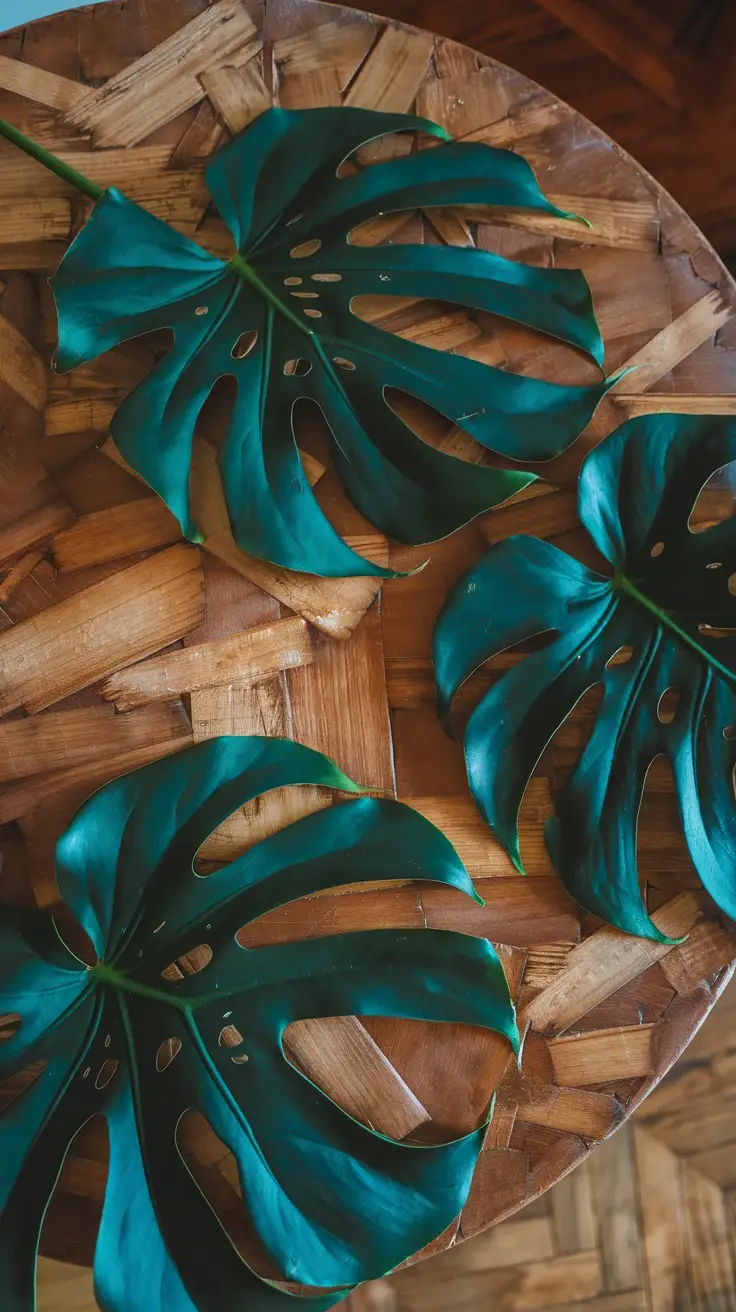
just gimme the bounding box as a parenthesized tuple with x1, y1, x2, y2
(1, 0, 736, 1282)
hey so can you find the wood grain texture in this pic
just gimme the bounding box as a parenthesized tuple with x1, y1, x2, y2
(1, 0, 735, 1294)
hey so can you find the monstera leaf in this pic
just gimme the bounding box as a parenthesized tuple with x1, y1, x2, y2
(433, 413, 736, 941)
(0, 736, 518, 1312)
(0, 107, 606, 576)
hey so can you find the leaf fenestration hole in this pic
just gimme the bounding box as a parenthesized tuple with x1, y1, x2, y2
(605, 645, 633, 668)
(650, 541, 665, 558)
(285, 213, 304, 227)
(0, 1013, 20, 1043)
(689, 460, 736, 532)
(728, 573, 736, 595)
(706, 562, 723, 570)
(95, 1059, 118, 1091)
(290, 239, 322, 259)
(162, 943, 213, 981)
(311, 273, 342, 282)
(0, 1059, 45, 1114)
(698, 623, 736, 638)
(657, 688, 680, 724)
(195, 306, 209, 316)
(723, 725, 736, 740)
(333, 357, 356, 371)
(290, 291, 319, 299)
(219, 1025, 244, 1049)
(156, 1037, 183, 1072)
(283, 277, 302, 286)
(284, 358, 312, 376)
(231, 331, 258, 360)
(231, 1053, 250, 1065)
(153, 921, 166, 934)
(304, 308, 322, 318)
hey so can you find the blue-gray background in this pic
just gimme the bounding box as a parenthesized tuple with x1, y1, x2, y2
(2, 0, 109, 26)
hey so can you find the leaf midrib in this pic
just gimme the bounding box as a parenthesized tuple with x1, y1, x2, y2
(614, 571, 736, 686)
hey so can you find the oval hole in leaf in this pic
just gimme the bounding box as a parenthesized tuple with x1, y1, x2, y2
(723, 725, 736, 740)
(219, 1024, 244, 1049)
(290, 239, 321, 260)
(161, 943, 213, 981)
(156, 1037, 182, 1072)
(284, 358, 312, 376)
(291, 291, 319, 299)
(689, 459, 736, 533)
(650, 541, 665, 558)
(706, 562, 723, 570)
(333, 357, 356, 371)
(311, 274, 342, 283)
(285, 213, 304, 228)
(304, 308, 323, 319)
(606, 645, 633, 668)
(176, 1110, 290, 1282)
(195, 305, 209, 317)
(657, 688, 680, 724)
(95, 1059, 119, 1091)
(232, 331, 258, 360)
(698, 623, 736, 638)
(284, 277, 302, 286)
(0, 1012, 21, 1044)
(0, 1058, 45, 1114)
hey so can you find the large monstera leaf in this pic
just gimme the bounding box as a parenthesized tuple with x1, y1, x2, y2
(0, 736, 518, 1312)
(433, 413, 736, 942)
(47, 106, 608, 577)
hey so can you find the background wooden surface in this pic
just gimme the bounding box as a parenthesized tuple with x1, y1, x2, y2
(0, 0, 735, 1299)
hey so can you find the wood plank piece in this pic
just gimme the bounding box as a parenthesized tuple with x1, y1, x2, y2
(53, 499, 181, 571)
(0, 53, 86, 111)
(0, 312, 46, 411)
(0, 198, 72, 244)
(285, 1015, 431, 1139)
(200, 61, 271, 133)
(609, 289, 735, 395)
(0, 702, 187, 783)
(0, 499, 76, 569)
(548, 1026, 654, 1087)
(0, 545, 204, 716)
(462, 195, 659, 251)
(101, 616, 315, 710)
(521, 893, 704, 1036)
(64, 0, 260, 147)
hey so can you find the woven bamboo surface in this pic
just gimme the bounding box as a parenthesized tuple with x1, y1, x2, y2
(1, 0, 736, 1280)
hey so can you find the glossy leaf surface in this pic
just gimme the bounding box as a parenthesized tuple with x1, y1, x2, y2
(0, 736, 518, 1311)
(434, 414, 736, 940)
(52, 106, 608, 577)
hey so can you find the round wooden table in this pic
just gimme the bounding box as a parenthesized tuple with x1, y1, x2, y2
(1, 0, 736, 1291)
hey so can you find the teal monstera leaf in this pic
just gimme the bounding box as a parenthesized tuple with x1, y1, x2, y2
(434, 414, 736, 942)
(0, 736, 518, 1312)
(41, 106, 608, 577)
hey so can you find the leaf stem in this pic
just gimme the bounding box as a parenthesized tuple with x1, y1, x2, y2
(230, 252, 314, 339)
(0, 117, 105, 202)
(614, 571, 736, 687)
(91, 961, 192, 1012)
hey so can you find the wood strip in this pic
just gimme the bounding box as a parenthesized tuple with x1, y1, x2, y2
(0, 702, 187, 783)
(343, 25, 434, 114)
(0, 499, 75, 568)
(0, 198, 71, 244)
(52, 499, 181, 571)
(615, 393, 736, 417)
(482, 486, 575, 545)
(0, 545, 204, 716)
(547, 1026, 654, 1086)
(0, 53, 86, 111)
(279, 68, 342, 110)
(284, 1015, 431, 1139)
(0, 728, 193, 827)
(460, 102, 567, 148)
(551, 1158, 598, 1254)
(609, 290, 735, 395)
(64, 0, 260, 147)
(462, 195, 659, 251)
(512, 1072, 620, 1139)
(0, 551, 44, 605)
(101, 616, 314, 710)
(681, 1160, 736, 1307)
(200, 61, 271, 133)
(0, 146, 175, 199)
(45, 400, 119, 439)
(521, 893, 704, 1036)
(0, 312, 46, 412)
(273, 18, 377, 91)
